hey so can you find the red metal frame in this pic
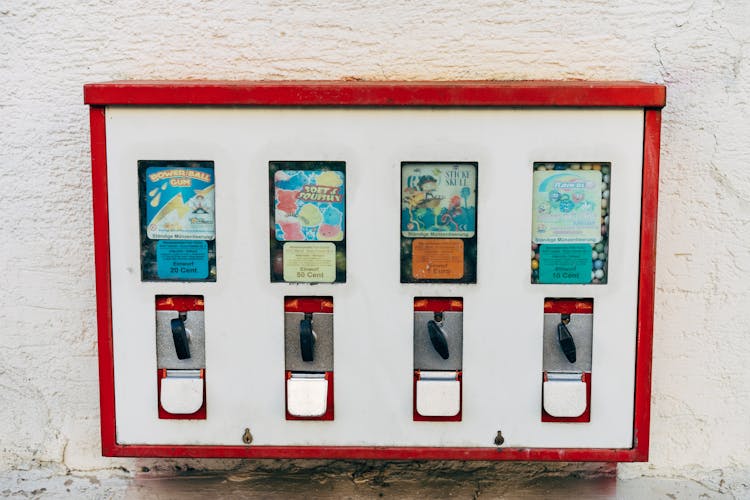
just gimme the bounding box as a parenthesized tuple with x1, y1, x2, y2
(155, 295, 207, 420)
(86, 81, 663, 461)
(284, 296, 334, 314)
(414, 297, 464, 312)
(155, 295, 205, 311)
(413, 297, 463, 421)
(544, 298, 593, 315)
(84, 81, 665, 108)
(283, 296, 335, 420)
(542, 298, 593, 423)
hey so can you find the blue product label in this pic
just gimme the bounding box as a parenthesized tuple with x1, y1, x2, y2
(145, 165, 215, 240)
(156, 240, 209, 279)
(539, 244, 592, 284)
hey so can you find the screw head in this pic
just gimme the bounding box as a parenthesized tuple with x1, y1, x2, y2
(494, 430, 504, 446)
(242, 428, 253, 444)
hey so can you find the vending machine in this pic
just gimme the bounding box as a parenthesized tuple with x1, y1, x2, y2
(85, 81, 665, 460)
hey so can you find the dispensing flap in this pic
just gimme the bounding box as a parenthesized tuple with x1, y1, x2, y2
(287, 373, 328, 417)
(543, 372, 587, 418)
(160, 370, 204, 415)
(416, 371, 460, 417)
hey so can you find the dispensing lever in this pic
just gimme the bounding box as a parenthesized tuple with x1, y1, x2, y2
(300, 313, 316, 362)
(557, 314, 577, 363)
(427, 316, 450, 360)
(171, 311, 191, 360)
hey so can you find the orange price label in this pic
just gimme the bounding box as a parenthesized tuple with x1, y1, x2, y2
(412, 239, 464, 279)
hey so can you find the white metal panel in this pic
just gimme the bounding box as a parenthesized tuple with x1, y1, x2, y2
(106, 107, 643, 448)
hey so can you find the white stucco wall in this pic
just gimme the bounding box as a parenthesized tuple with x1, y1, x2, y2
(1, 0, 748, 486)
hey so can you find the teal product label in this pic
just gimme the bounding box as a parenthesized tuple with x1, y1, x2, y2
(539, 244, 592, 284)
(145, 165, 215, 240)
(156, 240, 209, 279)
(532, 170, 602, 244)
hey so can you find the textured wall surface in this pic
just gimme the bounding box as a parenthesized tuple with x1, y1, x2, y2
(1, 0, 749, 490)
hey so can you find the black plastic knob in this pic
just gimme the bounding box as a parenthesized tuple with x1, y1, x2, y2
(427, 320, 450, 360)
(171, 317, 191, 360)
(557, 320, 577, 363)
(300, 318, 316, 362)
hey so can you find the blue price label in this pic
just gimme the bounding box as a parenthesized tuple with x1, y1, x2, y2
(156, 240, 209, 279)
(539, 244, 592, 284)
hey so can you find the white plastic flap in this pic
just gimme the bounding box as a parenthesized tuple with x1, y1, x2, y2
(416, 378, 461, 417)
(160, 376, 203, 415)
(543, 378, 587, 418)
(287, 377, 328, 417)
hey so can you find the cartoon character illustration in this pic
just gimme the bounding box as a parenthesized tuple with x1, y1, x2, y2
(276, 189, 299, 215)
(416, 175, 441, 208)
(317, 223, 342, 240)
(274, 170, 305, 191)
(315, 170, 344, 188)
(190, 194, 208, 214)
(278, 219, 304, 240)
(439, 195, 464, 231)
(298, 204, 323, 227)
(321, 205, 343, 226)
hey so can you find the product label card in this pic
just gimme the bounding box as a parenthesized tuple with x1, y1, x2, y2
(412, 239, 465, 279)
(156, 240, 209, 279)
(145, 164, 215, 240)
(401, 163, 477, 238)
(539, 244, 591, 284)
(274, 170, 345, 242)
(283, 242, 336, 282)
(532, 170, 602, 244)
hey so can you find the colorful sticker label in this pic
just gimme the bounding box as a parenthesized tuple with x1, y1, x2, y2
(156, 240, 209, 279)
(532, 170, 602, 244)
(283, 242, 336, 282)
(401, 163, 477, 238)
(539, 244, 592, 284)
(145, 165, 215, 240)
(274, 170, 345, 242)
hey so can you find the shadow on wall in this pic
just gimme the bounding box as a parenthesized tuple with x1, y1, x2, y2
(125, 460, 618, 498)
